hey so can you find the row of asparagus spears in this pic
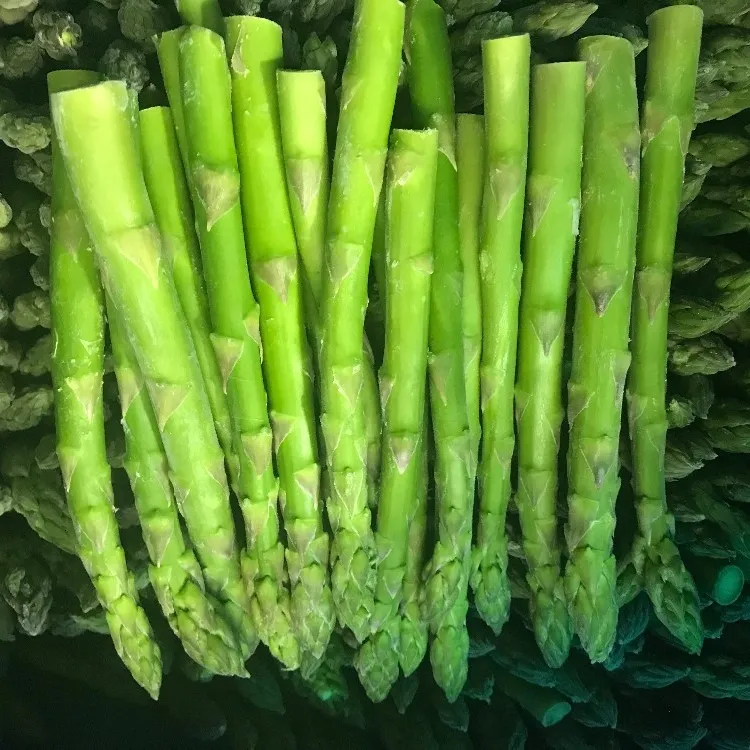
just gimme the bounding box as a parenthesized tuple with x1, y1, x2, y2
(44, 0, 711, 702)
(0, 0, 746, 711)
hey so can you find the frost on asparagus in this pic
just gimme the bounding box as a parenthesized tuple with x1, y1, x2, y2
(32, 10, 83, 60)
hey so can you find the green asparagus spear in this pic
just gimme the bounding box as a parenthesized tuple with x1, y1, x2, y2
(564, 35, 640, 663)
(174, 0, 223, 33)
(318, 0, 405, 641)
(50, 78, 256, 660)
(107, 302, 246, 677)
(406, 0, 474, 698)
(512, 1, 598, 42)
(397, 422, 429, 678)
(276, 68, 383, 516)
(177, 26, 297, 670)
(138, 106, 239, 506)
(472, 33, 531, 634)
(626, 6, 704, 657)
(355, 128, 438, 703)
(48, 69, 161, 698)
(456, 113, 483, 469)
(276, 69, 328, 326)
(224, 17, 333, 670)
(515, 61, 585, 669)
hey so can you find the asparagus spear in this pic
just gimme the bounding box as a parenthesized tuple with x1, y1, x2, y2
(176, 26, 298, 670)
(318, 0, 405, 641)
(397, 422, 429, 678)
(224, 18, 333, 671)
(48, 70, 161, 698)
(276, 69, 328, 328)
(355, 128, 438, 703)
(456, 113, 484, 467)
(107, 302, 246, 677)
(515, 61, 585, 669)
(563, 35, 640, 663)
(668, 334, 735, 376)
(276, 69, 383, 515)
(138, 107, 239, 502)
(626, 6, 704, 657)
(406, 0, 474, 697)
(50, 78, 256, 660)
(173, 0, 223, 33)
(472, 33, 531, 634)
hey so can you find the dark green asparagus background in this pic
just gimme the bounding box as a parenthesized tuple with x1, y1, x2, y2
(3, 0, 750, 747)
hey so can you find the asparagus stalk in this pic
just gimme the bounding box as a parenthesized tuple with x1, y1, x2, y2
(318, 0, 405, 641)
(355, 128, 438, 703)
(177, 26, 298, 670)
(515, 61, 586, 668)
(107, 302, 246, 677)
(224, 17, 334, 671)
(563, 35, 640, 663)
(397, 421, 429, 678)
(456, 113, 484, 468)
(472, 33, 531, 634)
(155, 30, 190, 175)
(626, 6, 704, 656)
(137, 106, 240, 501)
(48, 69, 161, 698)
(276, 69, 328, 327)
(50, 78, 256, 659)
(276, 69, 383, 517)
(173, 0, 223, 34)
(407, 0, 475, 646)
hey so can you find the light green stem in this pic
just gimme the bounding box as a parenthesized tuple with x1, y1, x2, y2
(472, 34, 531, 635)
(456, 112, 484, 469)
(355, 128, 438, 704)
(318, 0, 405, 642)
(564, 35, 640, 663)
(514, 61, 586, 668)
(626, 5, 704, 656)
